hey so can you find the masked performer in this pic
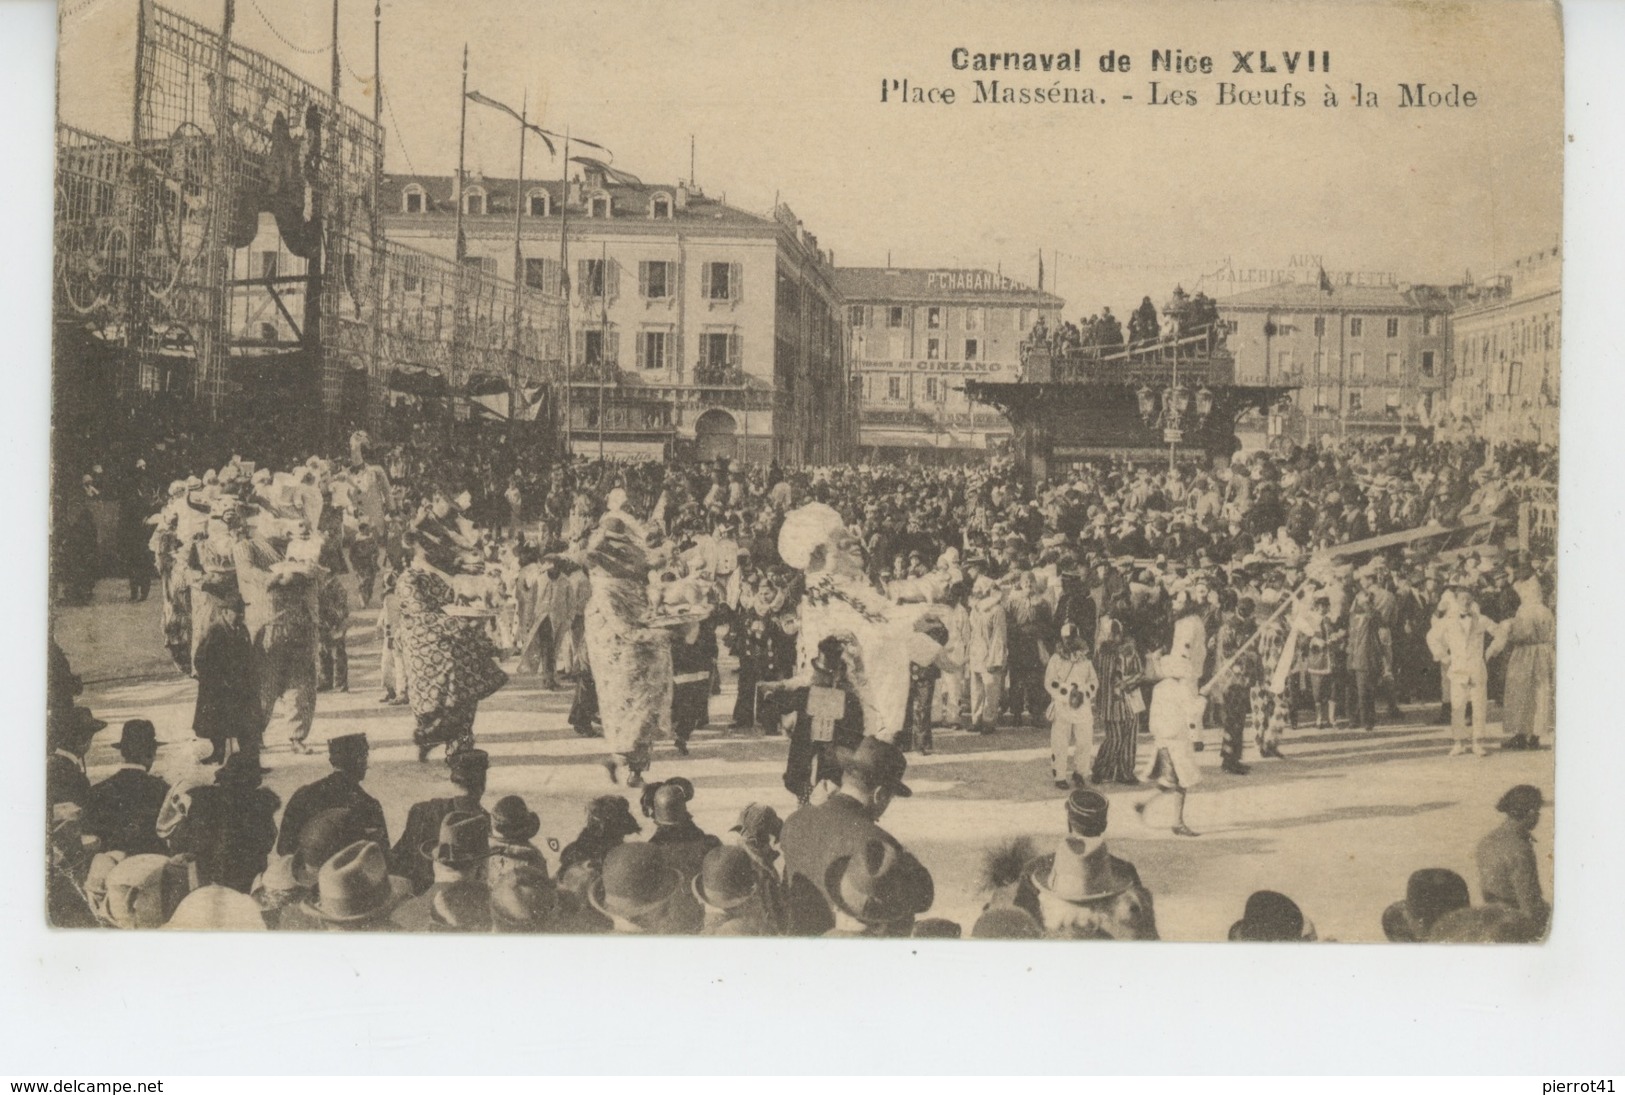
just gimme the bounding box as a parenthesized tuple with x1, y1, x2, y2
(396, 528, 508, 763)
(585, 513, 673, 788)
(776, 502, 941, 745)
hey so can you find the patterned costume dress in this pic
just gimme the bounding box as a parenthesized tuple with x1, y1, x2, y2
(584, 517, 673, 778)
(397, 565, 509, 756)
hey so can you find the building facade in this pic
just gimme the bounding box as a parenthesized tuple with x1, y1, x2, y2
(1443, 247, 1560, 446)
(1219, 282, 1452, 441)
(835, 267, 1063, 460)
(381, 164, 851, 464)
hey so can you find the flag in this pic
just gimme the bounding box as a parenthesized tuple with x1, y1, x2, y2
(569, 155, 639, 186)
(466, 90, 556, 155)
(1318, 267, 1334, 294)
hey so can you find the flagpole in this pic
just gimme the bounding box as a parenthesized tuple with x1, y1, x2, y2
(598, 238, 608, 463)
(559, 128, 572, 460)
(370, 0, 383, 425)
(452, 43, 468, 428)
(509, 89, 527, 422)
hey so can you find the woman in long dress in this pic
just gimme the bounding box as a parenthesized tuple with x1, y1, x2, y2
(1090, 608, 1144, 785)
(584, 513, 672, 788)
(1488, 574, 1555, 751)
(396, 530, 509, 762)
(186, 502, 260, 764)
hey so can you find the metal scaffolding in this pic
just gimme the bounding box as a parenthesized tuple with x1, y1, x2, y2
(53, 3, 564, 429)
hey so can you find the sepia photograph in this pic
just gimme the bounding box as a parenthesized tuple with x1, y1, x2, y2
(44, 0, 1565, 948)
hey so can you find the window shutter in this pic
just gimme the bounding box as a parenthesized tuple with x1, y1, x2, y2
(607, 260, 620, 301)
(609, 331, 621, 364)
(700, 263, 713, 299)
(577, 260, 590, 298)
(638, 261, 649, 299)
(574, 330, 585, 363)
(728, 333, 741, 367)
(730, 263, 743, 302)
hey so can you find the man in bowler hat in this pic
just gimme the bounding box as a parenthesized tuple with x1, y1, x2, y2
(276, 733, 387, 857)
(779, 736, 932, 937)
(389, 749, 489, 895)
(86, 720, 170, 855)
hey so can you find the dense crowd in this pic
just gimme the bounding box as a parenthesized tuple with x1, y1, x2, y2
(47, 402, 1557, 938)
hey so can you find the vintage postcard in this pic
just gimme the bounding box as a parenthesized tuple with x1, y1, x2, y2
(47, 0, 1560, 944)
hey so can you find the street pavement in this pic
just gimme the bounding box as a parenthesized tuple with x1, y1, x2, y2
(54, 578, 1555, 942)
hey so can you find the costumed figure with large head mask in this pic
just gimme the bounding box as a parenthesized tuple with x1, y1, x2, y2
(777, 502, 942, 745)
(584, 512, 673, 787)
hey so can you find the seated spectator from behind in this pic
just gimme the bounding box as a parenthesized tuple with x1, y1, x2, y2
(586, 843, 703, 935)
(1382, 869, 1471, 942)
(487, 795, 549, 890)
(1476, 784, 1550, 937)
(1228, 890, 1317, 942)
(823, 839, 935, 938)
(86, 720, 170, 856)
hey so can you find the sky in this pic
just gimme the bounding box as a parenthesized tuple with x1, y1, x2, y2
(57, 0, 1563, 315)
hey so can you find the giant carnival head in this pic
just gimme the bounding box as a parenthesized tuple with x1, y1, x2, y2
(778, 502, 864, 580)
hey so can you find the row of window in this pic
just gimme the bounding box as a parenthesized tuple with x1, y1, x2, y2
(401, 185, 675, 220)
(1276, 314, 1438, 339)
(575, 327, 742, 373)
(1456, 314, 1558, 376)
(850, 303, 1033, 332)
(859, 375, 960, 402)
(1301, 389, 1430, 415)
(501, 257, 740, 302)
(1268, 348, 1436, 379)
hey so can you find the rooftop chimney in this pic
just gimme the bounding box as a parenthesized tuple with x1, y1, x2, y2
(676, 182, 689, 211)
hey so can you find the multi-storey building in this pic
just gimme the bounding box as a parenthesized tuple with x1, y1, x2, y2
(1444, 247, 1560, 446)
(381, 164, 851, 464)
(835, 267, 1063, 460)
(1219, 282, 1453, 440)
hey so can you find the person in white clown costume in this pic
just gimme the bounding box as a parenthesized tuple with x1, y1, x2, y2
(1137, 580, 1206, 837)
(776, 502, 950, 748)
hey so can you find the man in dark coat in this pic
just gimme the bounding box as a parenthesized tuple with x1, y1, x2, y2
(779, 736, 933, 937)
(641, 778, 722, 884)
(169, 753, 281, 893)
(388, 749, 489, 895)
(47, 706, 106, 811)
(276, 733, 387, 856)
(86, 720, 170, 855)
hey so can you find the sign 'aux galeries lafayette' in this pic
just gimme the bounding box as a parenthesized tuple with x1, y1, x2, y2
(853, 359, 1009, 375)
